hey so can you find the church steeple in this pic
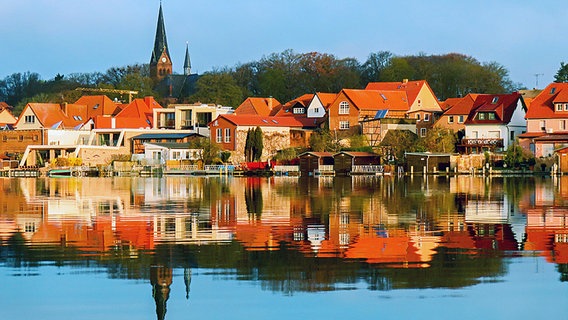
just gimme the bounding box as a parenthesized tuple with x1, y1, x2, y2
(183, 42, 191, 76)
(150, 2, 172, 81)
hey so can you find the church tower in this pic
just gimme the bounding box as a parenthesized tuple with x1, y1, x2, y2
(150, 3, 172, 81)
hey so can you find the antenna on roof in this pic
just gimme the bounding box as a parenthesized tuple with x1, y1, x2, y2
(534, 73, 544, 89)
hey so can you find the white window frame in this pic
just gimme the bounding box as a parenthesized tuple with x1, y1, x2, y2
(420, 128, 427, 137)
(339, 101, 349, 114)
(458, 115, 464, 123)
(424, 113, 430, 122)
(25, 115, 35, 123)
(293, 107, 305, 114)
(216, 128, 222, 143)
(557, 103, 563, 111)
(416, 113, 421, 121)
(339, 121, 350, 130)
(224, 128, 231, 143)
(448, 116, 454, 123)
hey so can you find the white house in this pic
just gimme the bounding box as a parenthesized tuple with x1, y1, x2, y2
(463, 93, 526, 154)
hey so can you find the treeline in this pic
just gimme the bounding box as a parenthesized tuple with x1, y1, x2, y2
(0, 50, 521, 116)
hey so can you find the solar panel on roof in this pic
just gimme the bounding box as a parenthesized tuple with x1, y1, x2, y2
(374, 110, 388, 119)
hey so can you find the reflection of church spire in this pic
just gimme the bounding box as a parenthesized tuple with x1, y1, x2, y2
(184, 268, 192, 300)
(151, 265, 172, 320)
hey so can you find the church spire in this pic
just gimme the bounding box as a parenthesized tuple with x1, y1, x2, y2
(183, 42, 192, 76)
(151, 2, 170, 64)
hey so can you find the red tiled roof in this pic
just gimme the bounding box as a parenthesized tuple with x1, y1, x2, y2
(442, 94, 480, 115)
(526, 83, 568, 119)
(235, 97, 281, 116)
(342, 89, 409, 111)
(0, 101, 12, 111)
(365, 80, 438, 105)
(465, 93, 522, 124)
(316, 92, 338, 109)
(272, 94, 314, 116)
(74, 95, 120, 117)
(23, 103, 87, 128)
(216, 114, 313, 128)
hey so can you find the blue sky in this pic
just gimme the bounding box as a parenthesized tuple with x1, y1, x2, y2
(1, 0, 567, 90)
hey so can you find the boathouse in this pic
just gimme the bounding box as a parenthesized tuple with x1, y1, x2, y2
(333, 151, 381, 176)
(405, 152, 452, 173)
(298, 152, 334, 176)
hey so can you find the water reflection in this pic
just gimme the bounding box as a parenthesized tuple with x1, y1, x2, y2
(1, 175, 567, 317)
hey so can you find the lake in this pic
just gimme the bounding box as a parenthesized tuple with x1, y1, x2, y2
(1, 175, 567, 319)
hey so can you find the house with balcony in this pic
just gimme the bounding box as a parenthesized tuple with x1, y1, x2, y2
(461, 93, 526, 154)
(519, 83, 568, 157)
(153, 103, 233, 136)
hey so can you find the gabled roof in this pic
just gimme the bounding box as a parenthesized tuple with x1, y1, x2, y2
(365, 79, 439, 106)
(94, 97, 162, 129)
(0, 102, 12, 111)
(315, 92, 338, 108)
(74, 95, 120, 117)
(341, 89, 409, 111)
(526, 83, 568, 119)
(465, 93, 522, 124)
(442, 94, 480, 115)
(150, 3, 169, 64)
(235, 97, 281, 116)
(298, 151, 334, 158)
(271, 94, 314, 116)
(22, 103, 87, 128)
(214, 114, 312, 128)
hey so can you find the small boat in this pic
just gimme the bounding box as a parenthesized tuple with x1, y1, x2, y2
(47, 168, 72, 177)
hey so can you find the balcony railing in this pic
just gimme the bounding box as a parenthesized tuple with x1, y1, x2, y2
(462, 138, 503, 147)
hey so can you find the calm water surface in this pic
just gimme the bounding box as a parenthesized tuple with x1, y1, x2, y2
(0, 175, 567, 319)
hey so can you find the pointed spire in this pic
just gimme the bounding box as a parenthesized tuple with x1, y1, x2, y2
(151, 2, 170, 64)
(183, 42, 192, 76)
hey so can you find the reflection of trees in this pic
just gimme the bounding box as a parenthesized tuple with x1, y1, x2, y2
(245, 178, 263, 219)
(558, 264, 568, 282)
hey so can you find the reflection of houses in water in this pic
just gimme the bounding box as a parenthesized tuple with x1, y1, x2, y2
(523, 179, 568, 264)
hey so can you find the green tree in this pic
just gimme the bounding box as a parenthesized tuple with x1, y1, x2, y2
(504, 142, 534, 169)
(554, 62, 568, 83)
(418, 128, 456, 153)
(189, 137, 222, 164)
(379, 130, 418, 164)
(189, 71, 243, 107)
(253, 126, 264, 161)
(361, 51, 393, 84)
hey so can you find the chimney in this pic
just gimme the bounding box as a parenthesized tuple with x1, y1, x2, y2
(61, 102, 68, 114)
(268, 97, 273, 110)
(402, 79, 408, 84)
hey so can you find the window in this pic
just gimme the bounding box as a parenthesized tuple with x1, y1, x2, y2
(24, 115, 35, 123)
(2, 135, 6, 142)
(540, 120, 546, 131)
(420, 128, 427, 137)
(458, 115, 465, 123)
(448, 116, 454, 123)
(339, 101, 349, 114)
(314, 107, 319, 113)
(93, 104, 99, 110)
(224, 128, 231, 143)
(216, 128, 222, 143)
(293, 107, 305, 114)
(416, 113, 421, 121)
(510, 131, 515, 141)
(488, 113, 495, 120)
(424, 114, 430, 122)
(491, 97, 499, 104)
(478, 113, 486, 120)
(564, 103, 568, 111)
(551, 87, 557, 94)
(339, 121, 350, 130)
(172, 151, 181, 159)
(558, 104, 564, 111)
(562, 120, 566, 130)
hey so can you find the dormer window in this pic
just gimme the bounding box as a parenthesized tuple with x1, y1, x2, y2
(551, 87, 557, 94)
(557, 103, 563, 111)
(293, 107, 305, 114)
(491, 97, 499, 104)
(478, 113, 486, 120)
(564, 103, 568, 111)
(488, 113, 495, 120)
